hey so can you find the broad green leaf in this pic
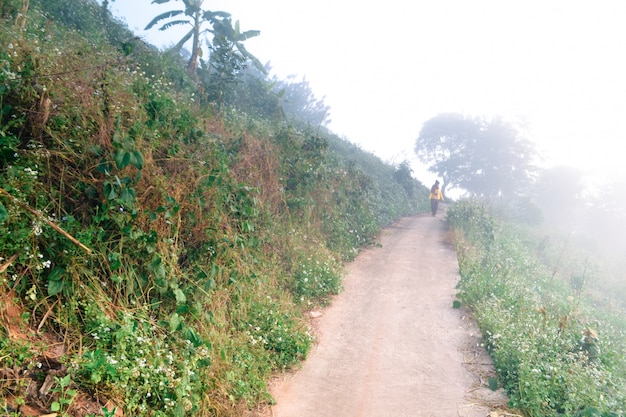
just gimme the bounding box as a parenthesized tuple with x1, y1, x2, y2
(47, 279, 63, 297)
(103, 182, 118, 200)
(169, 313, 182, 331)
(173, 287, 186, 305)
(47, 267, 65, 296)
(48, 266, 65, 281)
(130, 150, 144, 170)
(120, 187, 136, 205)
(114, 149, 130, 169)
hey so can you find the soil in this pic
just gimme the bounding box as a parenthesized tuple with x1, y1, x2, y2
(258, 209, 511, 417)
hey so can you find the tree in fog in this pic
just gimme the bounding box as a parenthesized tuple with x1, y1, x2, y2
(393, 161, 417, 199)
(218, 65, 283, 119)
(202, 17, 263, 101)
(274, 76, 331, 128)
(145, 0, 259, 77)
(415, 113, 536, 198)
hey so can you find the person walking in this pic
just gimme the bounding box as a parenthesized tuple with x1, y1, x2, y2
(429, 180, 444, 216)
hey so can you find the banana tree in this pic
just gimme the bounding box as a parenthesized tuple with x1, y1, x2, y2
(202, 17, 264, 101)
(208, 17, 264, 78)
(144, 0, 230, 75)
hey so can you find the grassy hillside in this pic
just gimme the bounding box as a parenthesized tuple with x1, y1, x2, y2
(0, 1, 428, 416)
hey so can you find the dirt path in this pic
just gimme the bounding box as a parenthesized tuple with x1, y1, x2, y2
(262, 212, 508, 417)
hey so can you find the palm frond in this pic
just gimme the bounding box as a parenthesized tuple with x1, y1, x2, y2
(239, 30, 260, 42)
(144, 10, 184, 30)
(173, 30, 194, 50)
(159, 19, 192, 31)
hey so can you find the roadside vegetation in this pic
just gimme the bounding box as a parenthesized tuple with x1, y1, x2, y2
(448, 200, 626, 417)
(0, 1, 427, 416)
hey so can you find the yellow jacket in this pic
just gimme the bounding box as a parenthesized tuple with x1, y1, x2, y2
(429, 189, 444, 201)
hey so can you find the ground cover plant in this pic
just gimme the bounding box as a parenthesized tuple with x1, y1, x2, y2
(448, 200, 626, 417)
(0, 2, 428, 416)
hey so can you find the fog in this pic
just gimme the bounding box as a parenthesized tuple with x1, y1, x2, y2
(105, 0, 626, 268)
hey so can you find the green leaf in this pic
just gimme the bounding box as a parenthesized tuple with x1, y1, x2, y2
(48, 266, 64, 281)
(183, 327, 202, 347)
(173, 287, 186, 305)
(47, 267, 65, 296)
(51, 402, 61, 412)
(108, 253, 122, 270)
(129, 150, 144, 170)
(114, 149, 130, 169)
(120, 187, 136, 205)
(169, 313, 182, 331)
(0, 202, 8, 222)
(149, 254, 162, 271)
(48, 280, 63, 297)
(103, 182, 118, 200)
(58, 374, 71, 387)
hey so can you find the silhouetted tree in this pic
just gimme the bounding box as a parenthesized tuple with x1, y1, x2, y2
(415, 113, 537, 198)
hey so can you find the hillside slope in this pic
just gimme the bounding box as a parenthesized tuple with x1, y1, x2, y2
(0, 2, 428, 416)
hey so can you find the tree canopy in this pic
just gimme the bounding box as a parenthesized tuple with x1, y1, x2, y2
(415, 113, 537, 198)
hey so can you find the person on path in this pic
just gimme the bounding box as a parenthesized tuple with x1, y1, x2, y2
(429, 180, 444, 216)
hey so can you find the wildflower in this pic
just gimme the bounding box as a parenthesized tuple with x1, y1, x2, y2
(26, 285, 37, 301)
(32, 222, 43, 236)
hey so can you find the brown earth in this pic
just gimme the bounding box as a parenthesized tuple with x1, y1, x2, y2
(257, 209, 512, 417)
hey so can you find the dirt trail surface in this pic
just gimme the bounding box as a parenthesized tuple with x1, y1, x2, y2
(261, 211, 509, 417)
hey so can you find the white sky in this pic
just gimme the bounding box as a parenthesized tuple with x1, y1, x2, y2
(107, 0, 626, 186)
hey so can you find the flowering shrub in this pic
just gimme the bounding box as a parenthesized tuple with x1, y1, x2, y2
(242, 297, 313, 370)
(293, 252, 342, 304)
(78, 303, 219, 416)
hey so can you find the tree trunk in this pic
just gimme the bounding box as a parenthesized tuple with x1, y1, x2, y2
(187, 11, 201, 77)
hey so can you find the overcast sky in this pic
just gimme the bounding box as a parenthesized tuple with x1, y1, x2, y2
(107, 0, 626, 186)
